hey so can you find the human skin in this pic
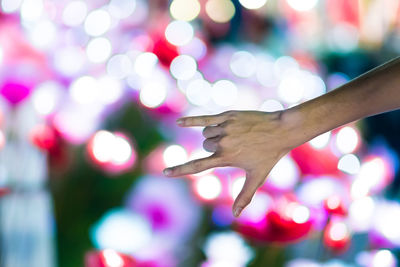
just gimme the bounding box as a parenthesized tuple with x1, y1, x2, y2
(163, 56, 400, 218)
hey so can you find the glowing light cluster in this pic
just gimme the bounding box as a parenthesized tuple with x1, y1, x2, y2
(88, 130, 136, 173)
(163, 144, 188, 167)
(195, 175, 222, 200)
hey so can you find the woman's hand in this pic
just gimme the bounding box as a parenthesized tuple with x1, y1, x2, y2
(163, 110, 304, 217)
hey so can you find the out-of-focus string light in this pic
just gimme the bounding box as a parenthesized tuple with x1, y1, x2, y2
(257, 58, 278, 87)
(278, 70, 307, 104)
(230, 51, 257, 78)
(20, 0, 43, 22)
(186, 79, 212, 106)
(239, 0, 268, 10)
(91, 209, 152, 254)
(139, 81, 167, 108)
(372, 250, 397, 267)
(54, 46, 86, 76)
(309, 131, 331, 149)
(1, 0, 23, 13)
(177, 71, 203, 93)
(134, 52, 158, 78)
(165, 20, 194, 47)
(108, 0, 137, 19)
(203, 232, 254, 267)
(163, 144, 188, 168)
(170, 0, 201, 22)
(287, 0, 319, 12)
(62, 1, 88, 26)
(32, 81, 63, 115)
(29, 20, 57, 50)
(195, 175, 222, 200)
(324, 220, 350, 250)
(102, 249, 124, 267)
(231, 177, 245, 200)
(267, 156, 299, 191)
(259, 99, 284, 112)
(170, 55, 197, 80)
(106, 54, 132, 79)
(97, 76, 124, 105)
(337, 154, 361, 174)
(211, 80, 238, 107)
(86, 37, 113, 63)
(349, 196, 375, 232)
(335, 126, 359, 154)
(69, 76, 98, 104)
(205, 0, 236, 23)
(84, 9, 112, 36)
(178, 37, 207, 61)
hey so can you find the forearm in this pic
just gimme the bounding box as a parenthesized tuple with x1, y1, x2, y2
(285, 57, 400, 144)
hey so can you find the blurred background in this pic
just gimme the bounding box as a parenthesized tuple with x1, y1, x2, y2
(0, 0, 400, 266)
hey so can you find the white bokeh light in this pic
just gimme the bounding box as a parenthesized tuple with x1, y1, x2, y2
(62, 1, 88, 26)
(29, 20, 57, 49)
(92, 131, 116, 163)
(54, 46, 86, 76)
(140, 81, 167, 108)
(86, 37, 112, 63)
(211, 80, 238, 107)
(165, 20, 194, 46)
(70, 76, 98, 104)
(163, 144, 188, 167)
(309, 131, 331, 149)
(107, 54, 133, 79)
(32, 82, 63, 115)
(372, 250, 396, 267)
(108, 0, 136, 19)
(170, 55, 197, 80)
(287, 0, 319, 12)
(97, 76, 124, 105)
(0, 46, 3, 65)
(329, 222, 349, 241)
(20, 0, 43, 22)
(186, 79, 212, 106)
(84, 9, 112, 36)
(268, 156, 299, 191)
(239, 0, 268, 10)
(278, 70, 307, 104)
(134, 52, 158, 77)
(195, 175, 222, 200)
(170, 0, 201, 22)
(92, 209, 152, 254)
(338, 154, 361, 174)
(259, 99, 284, 112)
(349, 196, 375, 232)
(231, 177, 245, 200)
(1, 0, 23, 13)
(102, 249, 124, 267)
(111, 135, 132, 165)
(178, 37, 207, 60)
(292, 205, 310, 224)
(230, 51, 257, 78)
(335, 126, 359, 154)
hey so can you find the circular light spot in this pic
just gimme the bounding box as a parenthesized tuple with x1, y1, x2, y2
(32, 82, 63, 115)
(259, 99, 284, 112)
(97, 76, 124, 105)
(106, 54, 132, 79)
(1, 0, 23, 13)
(287, 0, 318, 11)
(84, 9, 111, 36)
(170, 55, 197, 80)
(54, 46, 86, 76)
(230, 51, 257, 78)
(112, 135, 132, 165)
(372, 250, 396, 267)
(29, 20, 57, 49)
(205, 0, 236, 23)
(165, 20, 194, 46)
(309, 131, 331, 149)
(278, 70, 306, 104)
(86, 37, 112, 63)
(338, 154, 361, 174)
(92, 131, 116, 163)
(108, 0, 136, 19)
(336, 126, 359, 154)
(62, 1, 87, 26)
(292, 205, 310, 224)
(329, 222, 349, 241)
(239, 0, 268, 10)
(20, 0, 43, 22)
(69, 76, 98, 104)
(102, 249, 124, 267)
(178, 37, 207, 60)
(186, 79, 212, 106)
(211, 80, 238, 107)
(134, 52, 158, 77)
(231, 177, 245, 200)
(195, 175, 222, 200)
(163, 144, 188, 167)
(139, 82, 167, 108)
(170, 0, 201, 21)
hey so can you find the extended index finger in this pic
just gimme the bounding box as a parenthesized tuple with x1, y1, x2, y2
(177, 112, 230, 127)
(163, 154, 224, 177)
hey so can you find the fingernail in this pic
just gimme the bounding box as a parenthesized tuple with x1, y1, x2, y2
(233, 207, 243, 217)
(176, 119, 184, 126)
(163, 168, 172, 176)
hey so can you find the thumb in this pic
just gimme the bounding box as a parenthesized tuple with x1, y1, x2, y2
(232, 171, 265, 218)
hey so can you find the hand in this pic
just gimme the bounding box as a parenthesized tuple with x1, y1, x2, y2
(163, 110, 303, 217)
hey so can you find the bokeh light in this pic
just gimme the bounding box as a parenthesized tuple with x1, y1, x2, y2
(86, 37, 113, 63)
(170, 0, 201, 22)
(170, 55, 197, 80)
(62, 1, 88, 27)
(239, 0, 268, 10)
(205, 0, 236, 23)
(195, 175, 222, 200)
(84, 9, 112, 37)
(287, 0, 319, 12)
(211, 80, 238, 107)
(165, 20, 194, 47)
